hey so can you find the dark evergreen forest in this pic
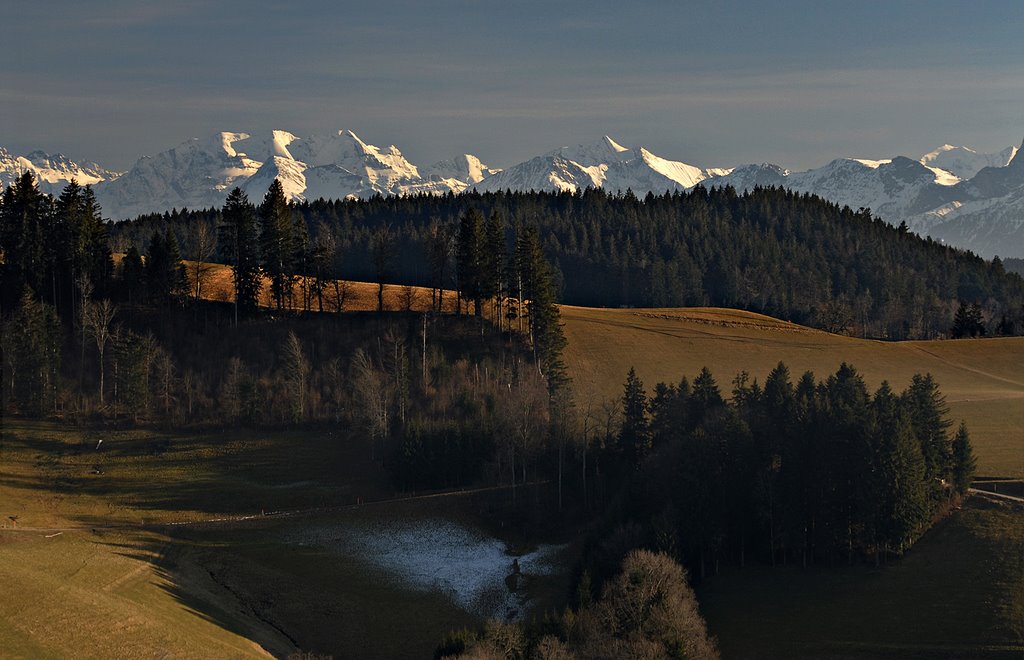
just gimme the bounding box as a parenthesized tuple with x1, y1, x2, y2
(109, 186, 1024, 339)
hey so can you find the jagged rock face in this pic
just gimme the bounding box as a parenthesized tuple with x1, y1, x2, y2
(2, 132, 1022, 256)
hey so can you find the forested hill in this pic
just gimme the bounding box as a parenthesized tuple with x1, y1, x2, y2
(111, 186, 1024, 339)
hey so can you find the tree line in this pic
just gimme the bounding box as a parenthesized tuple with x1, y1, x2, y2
(0, 173, 569, 426)
(109, 186, 1024, 339)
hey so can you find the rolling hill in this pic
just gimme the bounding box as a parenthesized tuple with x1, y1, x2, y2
(559, 305, 1024, 478)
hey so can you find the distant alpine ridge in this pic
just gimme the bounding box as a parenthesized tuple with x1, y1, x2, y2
(1, 131, 1021, 258)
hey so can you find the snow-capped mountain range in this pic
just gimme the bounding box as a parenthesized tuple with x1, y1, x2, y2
(1, 131, 1021, 258)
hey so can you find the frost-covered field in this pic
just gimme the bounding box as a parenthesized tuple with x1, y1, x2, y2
(287, 517, 565, 620)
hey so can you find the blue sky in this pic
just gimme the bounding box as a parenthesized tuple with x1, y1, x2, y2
(3, 0, 1021, 171)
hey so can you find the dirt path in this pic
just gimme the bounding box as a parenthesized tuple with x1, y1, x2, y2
(968, 487, 1024, 505)
(904, 344, 1024, 389)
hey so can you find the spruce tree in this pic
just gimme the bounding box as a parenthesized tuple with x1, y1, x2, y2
(950, 421, 976, 495)
(689, 367, 724, 427)
(514, 225, 568, 390)
(144, 229, 185, 304)
(117, 247, 142, 303)
(259, 180, 293, 310)
(79, 186, 113, 295)
(878, 411, 928, 554)
(619, 367, 650, 464)
(0, 172, 50, 307)
(483, 211, 506, 324)
(219, 188, 261, 319)
(902, 373, 952, 495)
(456, 208, 486, 316)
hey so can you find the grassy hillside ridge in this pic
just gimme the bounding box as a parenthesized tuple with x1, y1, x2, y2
(560, 306, 1024, 478)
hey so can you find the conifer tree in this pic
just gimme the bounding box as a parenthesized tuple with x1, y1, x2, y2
(79, 186, 113, 295)
(50, 180, 84, 314)
(290, 212, 309, 310)
(902, 373, 952, 495)
(0, 172, 50, 307)
(950, 421, 976, 495)
(259, 180, 293, 310)
(514, 225, 568, 390)
(689, 367, 724, 426)
(483, 211, 506, 324)
(119, 246, 145, 304)
(144, 229, 185, 303)
(878, 412, 928, 553)
(219, 188, 261, 320)
(619, 367, 650, 464)
(456, 208, 486, 316)
(425, 219, 454, 312)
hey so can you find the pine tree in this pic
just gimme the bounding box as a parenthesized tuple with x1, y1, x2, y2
(0, 172, 51, 307)
(689, 367, 724, 427)
(425, 219, 454, 312)
(144, 229, 185, 303)
(50, 180, 85, 315)
(950, 421, 976, 496)
(877, 411, 928, 554)
(514, 225, 568, 390)
(619, 367, 650, 464)
(902, 373, 952, 495)
(483, 211, 506, 324)
(79, 186, 113, 295)
(219, 188, 262, 320)
(259, 180, 293, 311)
(119, 247, 145, 304)
(456, 208, 486, 316)
(290, 213, 309, 311)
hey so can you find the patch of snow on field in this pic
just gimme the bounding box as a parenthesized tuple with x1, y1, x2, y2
(291, 518, 564, 620)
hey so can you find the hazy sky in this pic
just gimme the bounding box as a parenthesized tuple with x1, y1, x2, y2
(3, 0, 1022, 171)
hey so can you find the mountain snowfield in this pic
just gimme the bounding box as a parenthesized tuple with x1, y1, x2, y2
(0, 131, 1021, 257)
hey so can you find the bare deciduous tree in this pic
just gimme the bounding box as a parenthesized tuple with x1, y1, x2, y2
(351, 347, 391, 459)
(371, 225, 396, 312)
(85, 299, 116, 406)
(282, 330, 310, 423)
(189, 220, 217, 305)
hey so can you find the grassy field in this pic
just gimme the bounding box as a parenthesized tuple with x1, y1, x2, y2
(560, 306, 1024, 478)
(0, 420, 568, 658)
(0, 420, 475, 658)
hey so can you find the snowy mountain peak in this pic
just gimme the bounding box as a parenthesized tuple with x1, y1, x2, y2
(919, 142, 1017, 180)
(270, 130, 300, 159)
(423, 154, 500, 187)
(553, 135, 634, 165)
(183, 132, 253, 159)
(0, 147, 121, 194)
(5, 130, 1024, 257)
